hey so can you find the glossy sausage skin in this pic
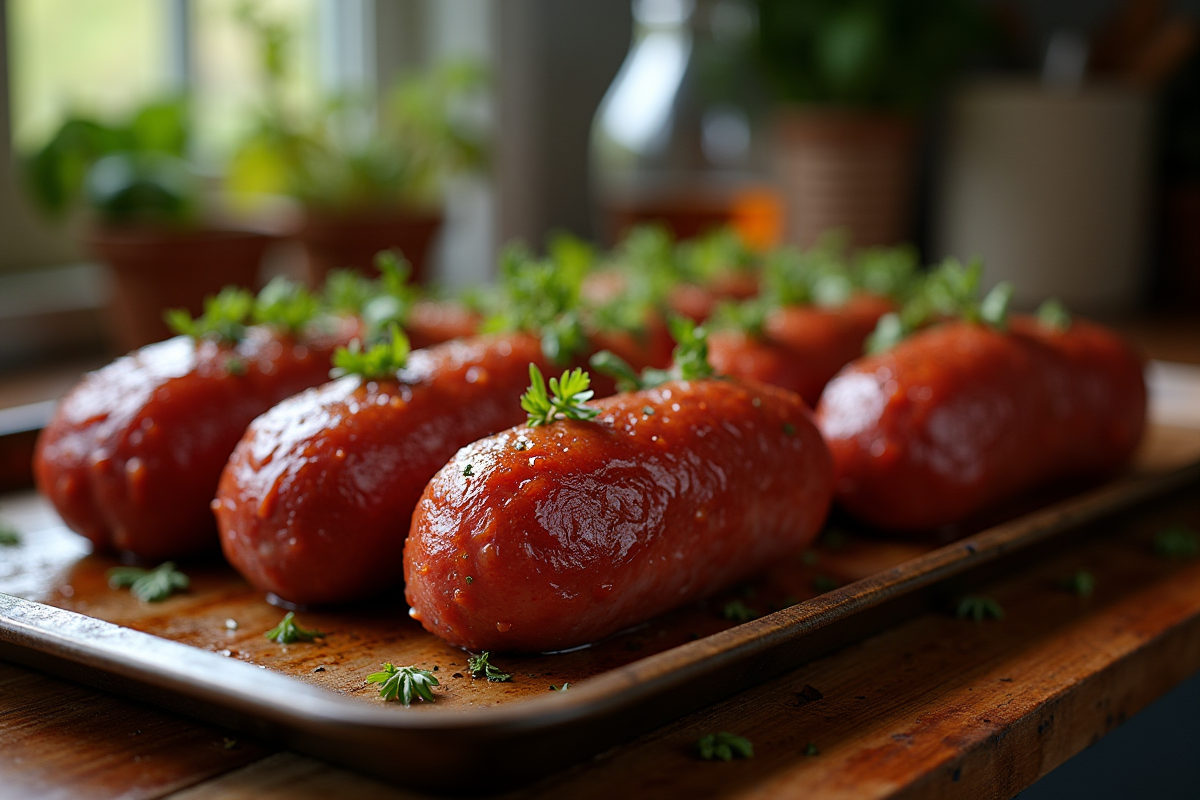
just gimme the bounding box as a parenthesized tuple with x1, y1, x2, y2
(34, 322, 356, 560)
(708, 293, 894, 407)
(404, 379, 834, 653)
(815, 317, 1147, 531)
(214, 334, 556, 606)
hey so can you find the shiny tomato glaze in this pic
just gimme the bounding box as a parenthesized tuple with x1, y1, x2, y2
(34, 321, 357, 560)
(709, 293, 894, 407)
(405, 378, 833, 653)
(815, 316, 1147, 531)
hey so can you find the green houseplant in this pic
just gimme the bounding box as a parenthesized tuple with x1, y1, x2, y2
(23, 99, 274, 350)
(227, 5, 486, 285)
(754, 0, 990, 247)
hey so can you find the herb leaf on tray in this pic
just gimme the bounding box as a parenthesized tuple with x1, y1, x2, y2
(367, 663, 439, 706)
(264, 611, 326, 644)
(467, 651, 513, 682)
(106, 562, 189, 602)
(696, 732, 754, 762)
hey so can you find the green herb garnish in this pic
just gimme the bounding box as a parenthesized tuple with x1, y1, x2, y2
(1036, 299, 1072, 332)
(804, 742, 820, 756)
(462, 464, 475, 477)
(263, 611, 326, 644)
(165, 286, 254, 344)
(485, 244, 588, 364)
(330, 323, 411, 379)
(1154, 524, 1200, 560)
(722, 600, 758, 622)
(106, 561, 189, 602)
(550, 682, 571, 691)
(1060, 570, 1095, 597)
(366, 662, 439, 705)
(955, 595, 1005, 622)
(712, 298, 769, 338)
(521, 364, 598, 427)
(0, 524, 20, 547)
(865, 258, 1014, 354)
(467, 651, 513, 682)
(252, 277, 320, 334)
(696, 732, 754, 762)
(591, 317, 714, 391)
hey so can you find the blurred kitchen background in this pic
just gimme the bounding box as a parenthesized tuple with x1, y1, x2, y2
(0, 0, 1198, 376)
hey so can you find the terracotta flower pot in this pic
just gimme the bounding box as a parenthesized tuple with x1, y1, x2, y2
(86, 226, 274, 352)
(771, 110, 917, 248)
(297, 209, 442, 286)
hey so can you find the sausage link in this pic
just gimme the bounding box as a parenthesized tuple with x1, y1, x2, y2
(404, 378, 833, 653)
(708, 294, 894, 407)
(34, 322, 356, 560)
(815, 317, 1147, 531)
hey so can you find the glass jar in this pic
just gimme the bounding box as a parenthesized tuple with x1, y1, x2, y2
(590, 0, 781, 247)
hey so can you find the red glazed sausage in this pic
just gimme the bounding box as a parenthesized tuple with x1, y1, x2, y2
(815, 316, 1147, 531)
(214, 333, 551, 606)
(214, 325, 657, 606)
(404, 378, 834, 653)
(708, 293, 895, 407)
(34, 321, 356, 560)
(404, 300, 481, 350)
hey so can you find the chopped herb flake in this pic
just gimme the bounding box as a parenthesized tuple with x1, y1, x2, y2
(955, 595, 1005, 622)
(1154, 524, 1200, 560)
(804, 742, 820, 756)
(467, 651, 513, 682)
(462, 464, 475, 477)
(722, 600, 758, 623)
(550, 683, 571, 691)
(1060, 569, 1095, 597)
(0, 524, 21, 547)
(696, 732, 754, 762)
(106, 562, 189, 602)
(783, 422, 796, 436)
(264, 611, 326, 644)
(465, 576, 474, 585)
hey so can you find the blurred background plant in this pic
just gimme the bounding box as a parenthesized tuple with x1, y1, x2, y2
(227, 2, 486, 214)
(754, 0, 992, 111)
(22, 98, 200, 228)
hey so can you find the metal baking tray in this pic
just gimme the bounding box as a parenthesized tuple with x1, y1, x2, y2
(1, 421, 1199, 793)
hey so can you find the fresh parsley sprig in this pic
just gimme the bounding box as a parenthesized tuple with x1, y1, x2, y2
(467, 651, 513, 682)
(521, 364, 599, 427)
(1036, 299, 1072, 332)
(366, 662, 439, 706)
(252, 277, 321, 334)
(330, 324, 411, 380)
(484, 244, 589, 364)
(106, 562, 189, 602)
(696, 732, 754, 762)
(711, 298, 769, 339)
(263, 611, 326, 644)
(591, 317, 714, 391)
(866, 258, 1015, 354)
(165, 286, 255, 344)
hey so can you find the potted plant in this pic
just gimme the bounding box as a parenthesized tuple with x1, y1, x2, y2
(23, 99, 274, 351)
(754, 0, 990, 247)
(227, 6, 486, 286)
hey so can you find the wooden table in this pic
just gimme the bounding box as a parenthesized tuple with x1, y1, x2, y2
(3, 326, 1200, 800)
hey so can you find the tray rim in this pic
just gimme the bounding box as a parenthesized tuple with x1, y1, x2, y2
(2, 456, 1199, 789)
